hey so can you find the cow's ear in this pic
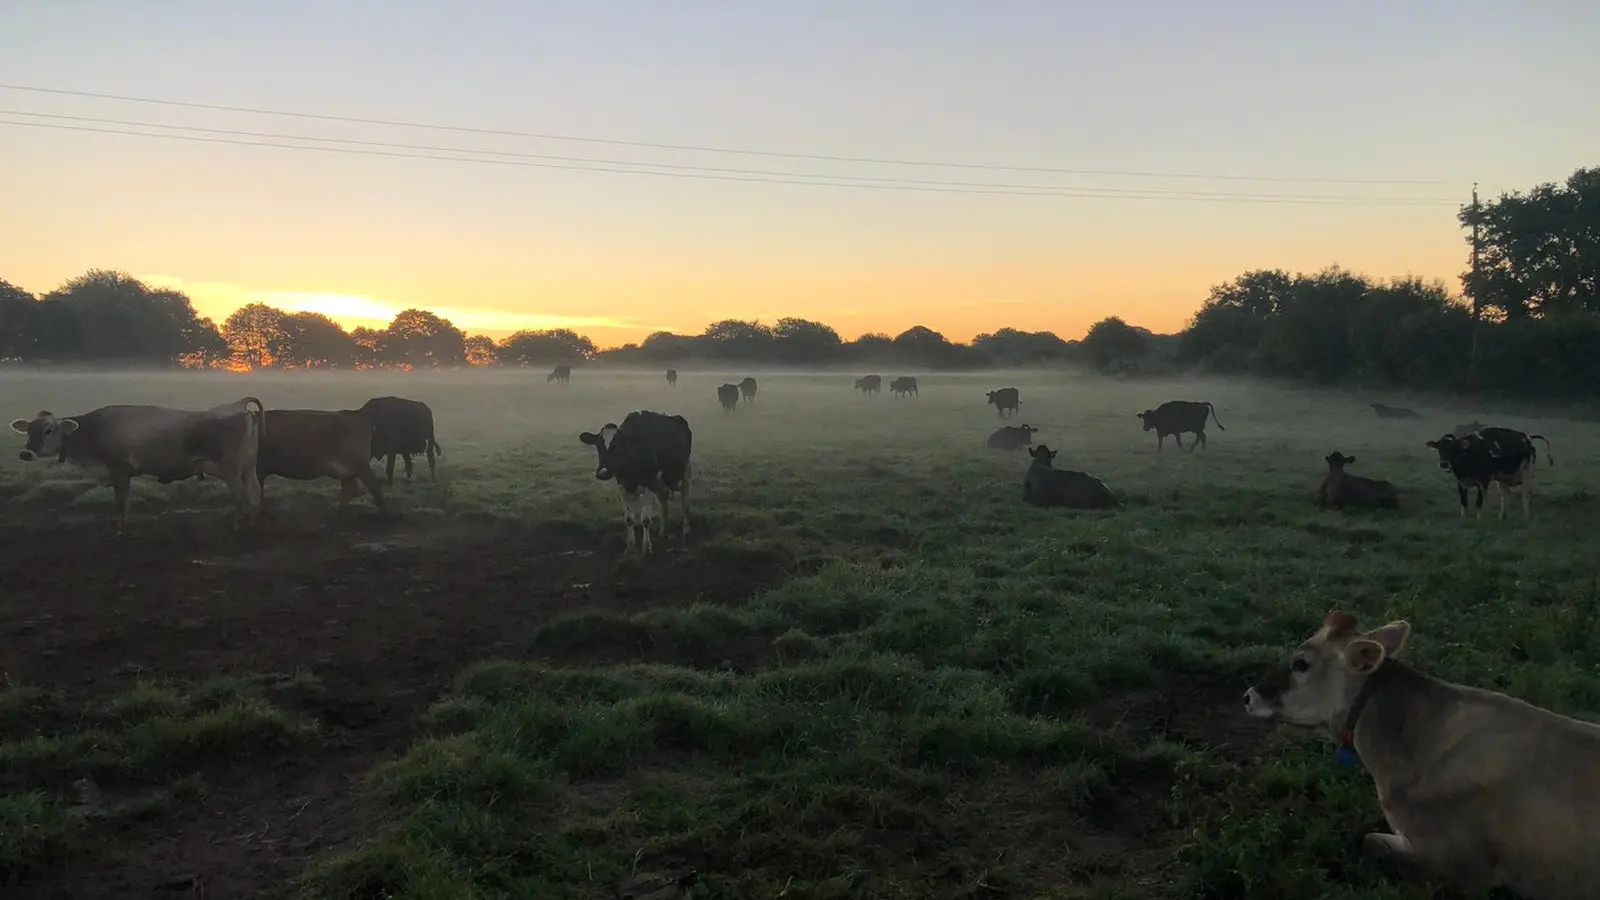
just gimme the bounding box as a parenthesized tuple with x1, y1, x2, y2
(9, 418, 29, 434)
(1366, 620, 1411, 658)
(1341, 638, 1387, 674)
(57, 419, 79, 435)
(579, 432, 599, 446)
(1345, 456, 1356, 465)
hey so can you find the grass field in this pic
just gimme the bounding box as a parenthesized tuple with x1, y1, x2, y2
(1, 366, 1597, 899)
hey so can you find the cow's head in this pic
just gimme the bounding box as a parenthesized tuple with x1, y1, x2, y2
(1136, 410, 1154, 431)
(1019, 424, 1038, 442)
(1027, 444, 1057, 467)
(1424, 433, 1466, 470)
(10, 411, 77, 462)
(577, 423, 620, 480)
(1244, 610, 1410, 727)
(1324, 451, 1355, 473)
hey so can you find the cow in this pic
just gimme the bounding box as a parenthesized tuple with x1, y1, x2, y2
(1425, 426, 1553, 520)
(739, 377, 758, 403)
(10, 398, 265, 537)
(666, 369, 678, 388)
(358, 396, 442, 485)
(1244, 610, 1600, 899)
(986, 387, 1022, 418)
(1022, 445, 1116, 509)
(578, 410, 693, 556)
(1314, 451, 1399, 510)
(1370, 402, 1421, 420)
(1136, 400, 1225, 452)
(548, 364, 571, 384)
(986, 424, 1038, 452)
(854, 374, 881, 396)
(889, 376, 918, 399)
(255, 409, 388, 516)
(717, 383, 739, 413)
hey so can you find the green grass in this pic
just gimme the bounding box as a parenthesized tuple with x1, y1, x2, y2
(4, 367, 1599, 898)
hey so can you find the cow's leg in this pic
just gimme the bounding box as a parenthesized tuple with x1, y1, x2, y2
(384, 453, 397, 486)
(402, 453, 415, 482)
(1474, 484, 1486, 517)
(1195, 430, 1207, 452)
(1522, 472, 1534, 521)
(1455, 483, 1468, 518)
(358, 465, 389, 514)
(620, 491, 637, 553)
(111, 471, 133, 538)
(426, 444, 437, 481)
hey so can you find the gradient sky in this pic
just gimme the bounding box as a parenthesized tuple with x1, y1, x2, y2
(3, 1, 1597, 347)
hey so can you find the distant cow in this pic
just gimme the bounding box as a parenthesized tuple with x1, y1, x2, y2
(1136, 400, 1225, 452)
(739, 377, 758, 403)
(986, 387, 1022, 418)
(1022, 444, 1116, 509)
(1245, 610, 1600, 898)
(987, 424, 1038, 452)
(1453, 420, 1486, 437)
(854, 374, 881, 396)
(666, 369, 678, 388)
(717, 383, 740, 413)
(359, 396, 442, 485)
(548, 364, 571, 384)
(1315, 451, 1399, 510)
(255, 409, 388, 516)
(889, 376, 918, 398)
(1425, 426, 1553, 520)
(10, 398, 265, 537)
(578, 410, 693, 555)
(1370, 402, 1421, 420)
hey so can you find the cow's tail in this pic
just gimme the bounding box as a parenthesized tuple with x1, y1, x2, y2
(242, 396, 266, 441)
(429, 435, 444, 457)
(1530, 434, 1553, 466)
(1207, 402, 1226, 431)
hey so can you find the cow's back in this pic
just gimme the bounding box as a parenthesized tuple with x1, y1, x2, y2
(361, 396, 434, 455)
(258, 409, 376, 479)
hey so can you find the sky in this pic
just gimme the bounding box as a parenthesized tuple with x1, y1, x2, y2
(2, 1, 1597, 347)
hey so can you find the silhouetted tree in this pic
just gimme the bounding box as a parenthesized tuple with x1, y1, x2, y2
(463, 334, 497, 366)
(386, 309, 465, 368)
(772, 317, 843, 363)
(496, 328, 596, 366)
(701, 319, 775, 359)
(38, 270, 220, 366)
(971, 327, 1071, 365)
(1081, 316, 1149, 370)
(0, 279, 39, 361)
(223, 303, 297, 369)
(1462, 167, 1600, 320)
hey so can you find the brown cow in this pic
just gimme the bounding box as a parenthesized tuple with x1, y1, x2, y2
(739, 377, 758, 403)
(1314, 451, 1399, 510)
(666, 369, 678, 388)
(360, 396, 442, 485)
(255, 409, 388, 515)
(1246, 611, 1600, 898)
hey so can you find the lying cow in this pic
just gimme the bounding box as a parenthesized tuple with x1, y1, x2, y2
(665, 369, 678, 388)
(986, 387, 1022, 418)
(578, 410, 693, 555)
(889, 376, 918, 398)
(716, 383, 739, 413)
(10, 398, 265, 537)
(1314, 451, 1399, 510)
(986, 424, 1038, 452)
(1453, 420, 1485, 436)
(1425, 426, 1553, 520)
(739, 377, 758, 403)
(1370, 402, 1421, 420)
(1245, 611, 1600, 898)
(1022, 444, 1116, 509)
(256, 409, 388, 516)
(548, 364, 571, 384)
(1136, 399, 1225, 452)
(360, 396, 442, 485)
(854, 374, 881, 396)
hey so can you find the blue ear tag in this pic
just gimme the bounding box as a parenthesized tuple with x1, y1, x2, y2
(1334, 746, 1359, 768)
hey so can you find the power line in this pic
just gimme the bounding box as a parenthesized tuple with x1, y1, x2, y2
(0, 109, 1461, 205)
(0, 82, 1465, 187)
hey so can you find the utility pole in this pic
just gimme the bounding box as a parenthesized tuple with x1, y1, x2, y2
(1466, 182, 1483, 387)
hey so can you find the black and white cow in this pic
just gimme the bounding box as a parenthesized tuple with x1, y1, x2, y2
(578, 411, 693, 555)
(1424, 426, 1554, 520)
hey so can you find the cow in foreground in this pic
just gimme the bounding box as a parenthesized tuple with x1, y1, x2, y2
(854, 374, 881, 396)
(1425, 426, 1552, 520)
(10, 398, 265, 537)
(548, 364, 571, 384)
(255, 409, 388, 516)
(666, 369, 678, 388)
(1245, 610, 1600, 899)
(1370, 402, 1421, 420)
(578, 411, 693, 556)
(987, 424, 1038, 452)
(889, 376, 918, 398)
(1314, 451, 1399, 510)
(1136, 400, 1225, 451)
(739, 377, 758, 403)
(716, 383, 739, 413)
(359, 396, 442, 485)
(986, 387, 1022, 418)
(1022, 445, 1116, 509)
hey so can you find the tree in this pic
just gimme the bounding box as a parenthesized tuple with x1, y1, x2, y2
(1081, 316, 1149, 370)
(701, 319, 775, 359)
(496, 328, 595, 366)
(223, 303, 297, 369)
(640, 330, 698, 361)
(1177, 269, 1294, 370)
(772, 317, 843, 363)
(464, 335, 497, 366)
(284, 311, 356, 368)
(1461, 167, 1600, 320)
(350, 327, 389, 368)
(39, 270, 220, 366)
(386, 309, 466, 368)
(971, 327, 1071, 365)
(0, 279, 38, 361)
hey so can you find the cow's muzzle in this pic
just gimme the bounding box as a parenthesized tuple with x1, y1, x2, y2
(1437, 461, 1450, 470)
(594, 466, 613, 481)
(18, 450, 35, 462)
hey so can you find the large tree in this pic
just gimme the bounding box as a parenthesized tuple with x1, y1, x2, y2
(386, 309, 466, 368)
(1461, 167, 1600, 319)
(42, 270, 221, 366)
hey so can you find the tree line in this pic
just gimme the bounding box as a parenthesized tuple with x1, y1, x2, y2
(1, 165, 1593, 396)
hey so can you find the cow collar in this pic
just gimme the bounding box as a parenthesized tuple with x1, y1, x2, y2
(1334, 660, 1396, 769)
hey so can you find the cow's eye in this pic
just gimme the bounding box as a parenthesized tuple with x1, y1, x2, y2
(1291, 658, 1310, 673)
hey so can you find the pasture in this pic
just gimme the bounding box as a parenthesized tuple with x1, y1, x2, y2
(1, 367, 1597, 900)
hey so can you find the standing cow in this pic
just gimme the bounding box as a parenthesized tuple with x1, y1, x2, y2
(548, 364, 571, 384)
(255, 409, 389, 516)
(889, 376, 918, 399)
(986, 387, 1022, 418)
(1136, 400, 1226, 452)
(578, 410, 693, 556)
(359, 396, 442, 485)
(1425, 426, 1553, 520)
(739, 377, 758, 403)
(10, 398, 266, 537)
(854, 375, 881, 396)
(666, 369, 678, 388)
(717, 383, 740, 413)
